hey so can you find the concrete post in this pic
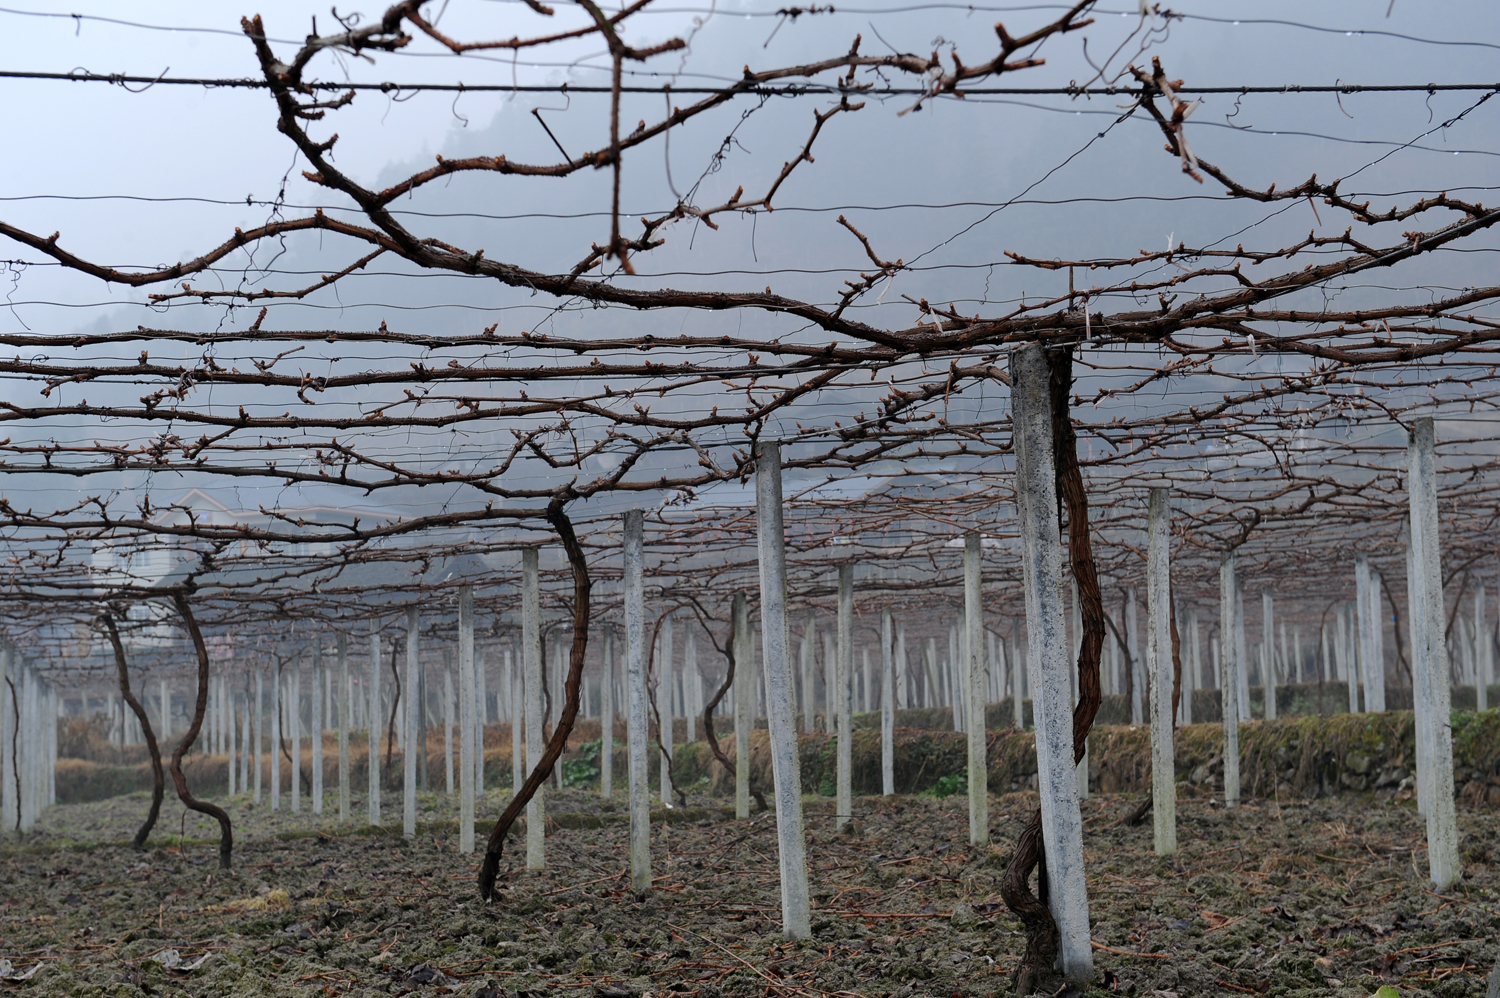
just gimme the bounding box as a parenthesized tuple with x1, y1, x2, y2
(338, 632, 350, 823)
(896, 623, 909, 712)
(521, 547, 546, 871)
(312, 643, 324, 814)
(240, 693, 251, 797)
(601, 630, 615, 798)
(1180, 608, 1196, 726)
(476, 646, 487, 794)
(963, 533, 989, 844)
(1344, 606, 1360, 715)
(254, 668, 264, 804)
(881, 609, 895, 796)
(1407, 417, 1460, 889)
(404, 607, 419, 838)
(753, 440, 813, 940)
(1371, 572, 1386, 710)
(459, 585, 476, 854)
(1010, 342, 1091, 983)
(1405, 530, 1430, 816)
(948, 623, 963, 733)
(290, 656, 303, 813)
(800, 612, 816, 733)
(1012, 624, 1025, 728)
(222, 680, 234, 795)
(835, 563, 854, 831)
(1235, 583, 1251, 723)
(733, 593, 752, 819)
(368, 621, 382, 826)
(1219, 552, 1241, 808)
(659, 613, 674, 807)
(1355, 554, 1374, 713)
(271, 661, 282, 812)
(1146, 489, 1176, 856)
(1122, 588, 1139, 725)
(685, 628, 698, 744)
(623, 512, 652, 890)
(1478, 585, 1490, 713)
(510, 649, 523, 797)
(1261, 592, 1276, 720)
(1368, 560, 1388, 712)
(1278, 621, 1289, 703)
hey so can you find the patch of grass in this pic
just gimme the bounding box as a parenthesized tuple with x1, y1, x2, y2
(927, 772, 967, 798)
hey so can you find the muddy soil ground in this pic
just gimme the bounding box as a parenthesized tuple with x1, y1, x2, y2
(2, 786, 1497, 998)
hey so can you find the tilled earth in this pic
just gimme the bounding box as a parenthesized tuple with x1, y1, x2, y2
(2, 785, 1497, 997)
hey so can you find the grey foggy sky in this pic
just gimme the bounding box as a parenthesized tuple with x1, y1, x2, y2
(1, 1, 1498, 524)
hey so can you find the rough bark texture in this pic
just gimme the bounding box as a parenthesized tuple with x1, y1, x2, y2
(171, 595, 235, 870)
(1001, 345, 1104, 995)
(101, 615, 165, 851)
(478, 500, 590, 901)
(1170, 587, 1183, 730)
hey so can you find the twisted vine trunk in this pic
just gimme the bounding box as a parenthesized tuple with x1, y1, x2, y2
(102, 615, 165, 851)
(171, 595, 235, 870)
(699, 606, 767, 812)
(478, 500, 590, 901)
(1000, 345, 1103, 995)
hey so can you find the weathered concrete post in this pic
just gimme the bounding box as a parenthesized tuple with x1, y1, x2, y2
(880, 609, 895, 796)
(1219, 552, 1241, 808)
(1477, 585, 1490, 713)
(521, 547, 547, 871)
(312, 643, 324, 814)
(623, 512, 652, 890)
(271, 662, 283, 812)
(800, 612, 816, 733)
(1407, 417, 1460, 889)
(1404, 529, 1431, 816)
(338, 632, 350, 823)
(1235, 582, 1252, 723)
(441, 662, 451, 787)
(1261, 592, 1277, 720)
(404, 607, 419, 838)
(1354, 555, 1372, 713)
(459, 585, 477, 854)
(1182, 608, 1200, 725)
(1011, 623, 1025, 728)
(368, 621, 382, 826)
(1010, 342, 1091, 983)
(733, 593, 752, 819)
(252, 668, 264, 804)
(1146, 489, 1176, 856)
(861, 647, 872, 716)
(659, 613, 674, 807)
(1357, 553, 1388, 712)
(601, 629, 615, 798)
(291, 654, 302, 812)
(1127, 589, 1142, 725)
(835, 562, 854, 831)
(475, 647, 487, 794)
(502, 650, 521, 797)
(964, 533, 989, 845)
(896, 623, 909, 711)
(239, 690, 250, 794)
(754, 440, 813, 940)
(685, 628, 699, 744)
